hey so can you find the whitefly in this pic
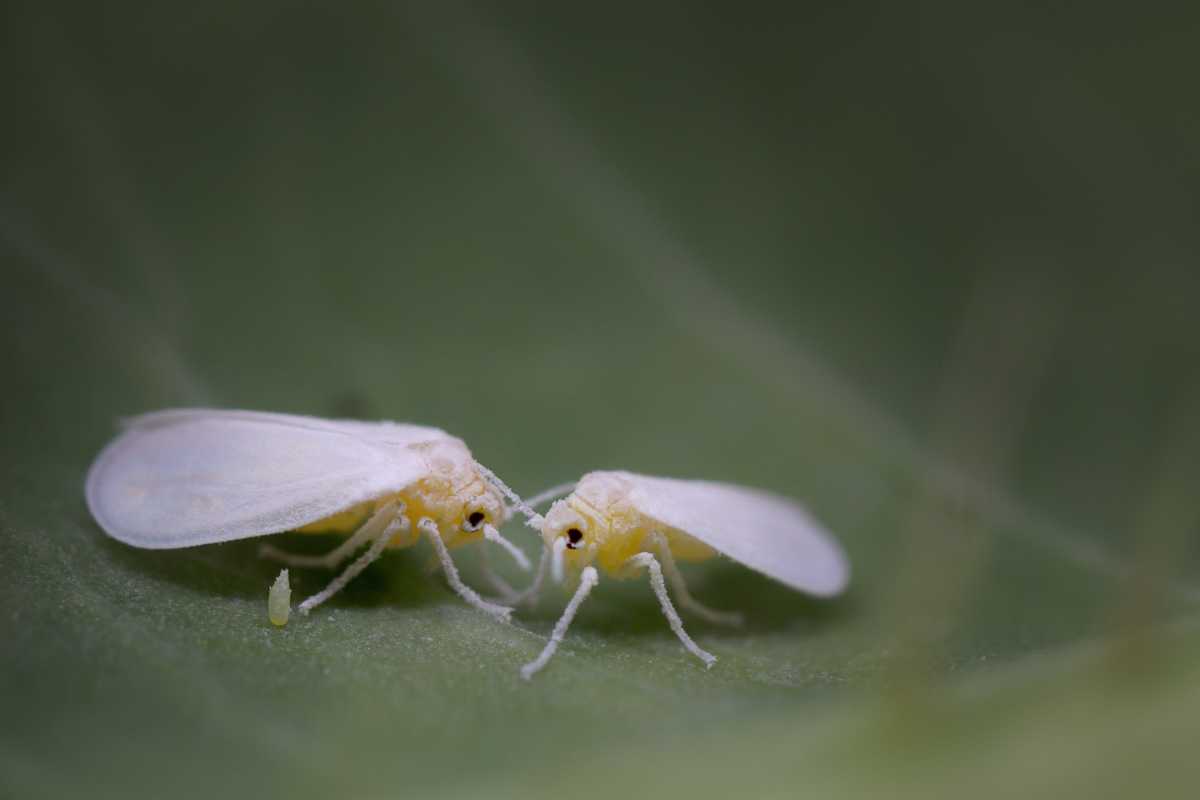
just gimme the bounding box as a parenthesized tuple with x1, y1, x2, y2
(503, 471, 850, 679)
(86, 408, 531, 622)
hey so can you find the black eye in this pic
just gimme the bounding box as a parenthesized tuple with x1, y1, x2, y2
(566, 528, 583, 548)
(468, 511, 485, 527)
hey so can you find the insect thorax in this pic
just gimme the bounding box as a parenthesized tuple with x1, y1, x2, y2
(556, 473, 651, 573)
(563, 472, 716, 574)
(407, 439, 505, 542)
(296, 438, 503, 548)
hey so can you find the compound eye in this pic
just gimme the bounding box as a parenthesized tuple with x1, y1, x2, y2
(466, 511, 486, 530)
(566, 528, 583, 549)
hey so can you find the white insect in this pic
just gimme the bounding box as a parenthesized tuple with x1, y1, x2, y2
(85, 408, 530, 621)
(510, 471, 850, 679)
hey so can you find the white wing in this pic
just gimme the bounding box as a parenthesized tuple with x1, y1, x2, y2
(122, 408, 450, 447)
(618, 471, 850, 597)
(87, 410, 441, 548)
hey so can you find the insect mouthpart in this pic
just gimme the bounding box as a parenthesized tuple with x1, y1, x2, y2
(463, 510, 486, 531)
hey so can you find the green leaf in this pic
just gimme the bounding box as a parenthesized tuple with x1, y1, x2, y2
(3, 3, 1199, 798)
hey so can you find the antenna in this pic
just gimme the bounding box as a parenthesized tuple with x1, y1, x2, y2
(475, 462, 544, 528)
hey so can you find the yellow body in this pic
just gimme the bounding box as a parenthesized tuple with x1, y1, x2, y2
(294, 439, 507, 550)
(540, 472, 714, 578)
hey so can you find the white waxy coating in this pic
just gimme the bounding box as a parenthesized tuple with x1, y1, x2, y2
(85, 409, 457, 548)
(616, 471, 850, 597)
(518, 471, 849, 679)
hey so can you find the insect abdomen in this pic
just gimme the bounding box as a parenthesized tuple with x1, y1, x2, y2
(662, 529, 717, 562)
(293, 500, 377, 534)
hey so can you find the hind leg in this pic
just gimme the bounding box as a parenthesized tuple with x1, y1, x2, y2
(297, 509, 409, 615)
(260, 501, 406, 569)
(650, 532, 744, 627)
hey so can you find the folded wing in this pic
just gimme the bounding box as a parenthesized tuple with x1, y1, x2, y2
(122, 407, 449, 446)
(621, 471, 850, 597)
(87, 411, 435, 548)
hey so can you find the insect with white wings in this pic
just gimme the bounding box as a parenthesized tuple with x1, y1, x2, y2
(85, 409, 531, 621)
(507, 471, 850, 679)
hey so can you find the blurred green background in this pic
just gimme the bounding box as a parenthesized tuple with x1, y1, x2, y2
(2, 2, 1199, 798)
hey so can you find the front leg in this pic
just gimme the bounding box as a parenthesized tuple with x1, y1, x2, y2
(482, 523, 531, 571)
(626, 552, 716, 668)
(483, 542, 550, 607)
(478, 542, 521, 603)
(519, 566, 599, 680)
(419, 518, 513, 622)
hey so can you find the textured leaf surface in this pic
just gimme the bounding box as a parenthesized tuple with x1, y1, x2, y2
(2, 3, 1199, 798)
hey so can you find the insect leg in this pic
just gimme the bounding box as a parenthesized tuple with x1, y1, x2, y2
(485, 542, 549, 607)
(297, 510, 409, 615)
(259, 501, 405, 569)
(516, 543, 549, 605)
(649, 532, 744, 627)
(482, 523, 531, 571)
(478, 543, 522, 602)
(419, 518, 513, 622)
(474, 462, 544, 527)
(519, 566, 599, 680)
(625, 552, 717, 668)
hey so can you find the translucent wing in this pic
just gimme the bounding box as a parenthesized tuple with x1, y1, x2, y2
(619, 471, 850, 597)
(87, 410, 440, 548)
